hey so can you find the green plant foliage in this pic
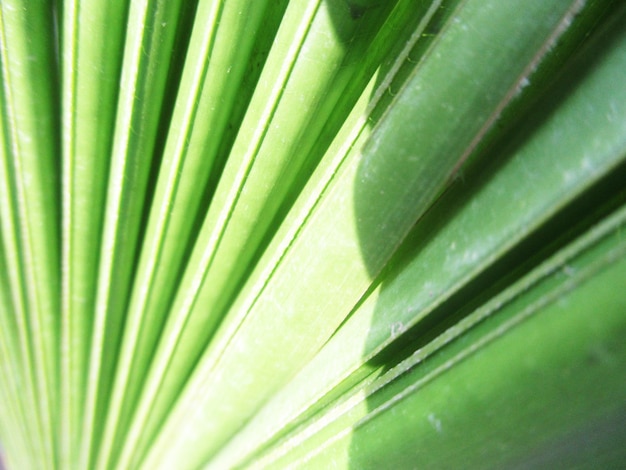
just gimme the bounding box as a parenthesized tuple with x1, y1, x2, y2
(0, 0, 625, 469)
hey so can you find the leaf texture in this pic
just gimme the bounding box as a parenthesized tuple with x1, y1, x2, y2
(0, 0, 625, 469)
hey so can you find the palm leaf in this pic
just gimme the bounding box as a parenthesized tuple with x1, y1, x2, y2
(1, 0, 625, 468)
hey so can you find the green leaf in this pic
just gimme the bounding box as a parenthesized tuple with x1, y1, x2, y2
(209, 3, 626, 464)
(0, 242, 37, 469)
(114, 0, 437, 466)
(74, 0, 190, 468)
(137, 1, 615, 468)
(1, 0, 625, 469)
(101, 2, 283, 466)
(60, 0, 128, 466)
(0, 2, 60, 467)
(271, 200, 626, 469)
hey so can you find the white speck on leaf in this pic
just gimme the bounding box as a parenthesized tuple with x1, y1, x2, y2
(428, 413, 442, 433)
(520, 76, 530, 88)
(391, 322, 406, 338)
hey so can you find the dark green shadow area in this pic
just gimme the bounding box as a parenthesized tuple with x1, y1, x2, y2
(347, 3, 626, 468)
